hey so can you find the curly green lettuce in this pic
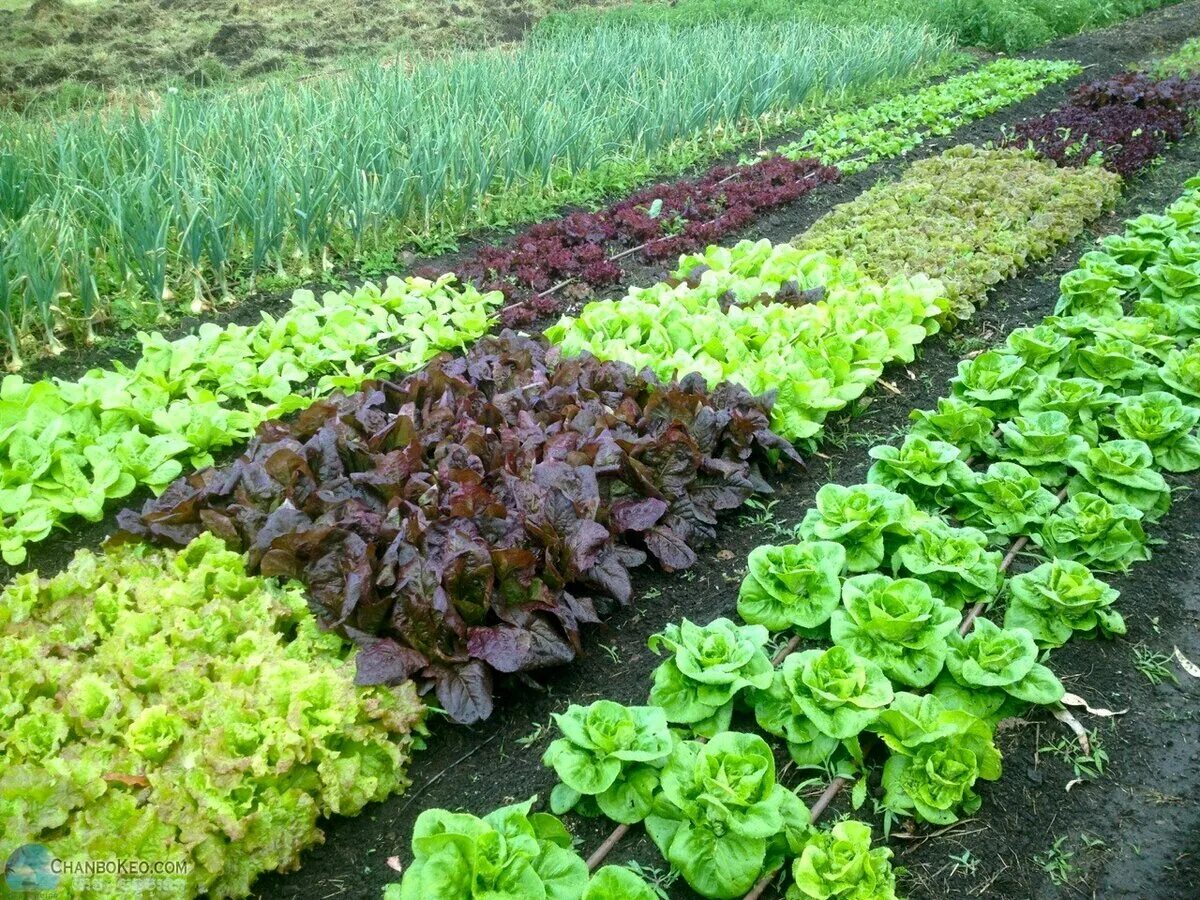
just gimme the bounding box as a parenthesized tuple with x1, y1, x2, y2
(997, 411, 1090, 486)
(0, 534, 425, 899)
(1018, 376, 1116, 446)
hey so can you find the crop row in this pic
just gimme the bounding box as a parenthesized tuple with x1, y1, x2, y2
(430, 57, 1075, 326)
(387, 172, 1200, 900)
(0, 276, 499, 565)
(0, 19, 954, 364)
(792, 145, 1123, 321)
(774, 57, 1079, 173)
(535, 0, 1185, 54)
(0, 534, 427, 898)
(1001, 69, 1200, 176)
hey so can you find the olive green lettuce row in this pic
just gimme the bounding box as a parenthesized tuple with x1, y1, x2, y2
(0, 534, 428, 899)
(793, 145, 1124, 323)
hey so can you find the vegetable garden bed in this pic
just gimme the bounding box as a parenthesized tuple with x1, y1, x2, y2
(4, 4, 1200, 900)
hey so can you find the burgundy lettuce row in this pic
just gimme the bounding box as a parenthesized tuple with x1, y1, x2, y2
(417, 156, 839, 327)
(1003, 71, 1200, 178)
(115, 333, 800, 725)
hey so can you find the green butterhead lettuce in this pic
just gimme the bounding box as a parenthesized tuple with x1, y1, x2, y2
(1067, 439, 1171, 521)
(871, 693, 1001, 825)
(543, 701, 672, 824)
(1106, 391, 1200, 473)
(787, 820, 899, 900)
(830, 573, 961, 688)
(1034, 491, 1149, 570)
(954, 461, 1061, 539)
(737, 541, 847, 632)
(1005, 559, 1124, 648)
(944, 617, 1064, 708)
(796, 483, 926, 573)
(648, 618, 773, 736)
(645, 732, 811, 899)
(867, 435, 973, 509)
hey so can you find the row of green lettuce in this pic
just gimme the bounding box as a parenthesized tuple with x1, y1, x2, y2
(0, 59, 1085, 566)
(0, 534, 428, 899)
(384, 176, 1200, 899)
(0, 276, 500, 566)
(548, 145, 1121, 441)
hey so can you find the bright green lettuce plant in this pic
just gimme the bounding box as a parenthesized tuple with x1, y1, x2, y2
(1158, 344, 1200, 400)
(1034, 491, 1150, 570)
(1065, 334, 1157, 387)
(908, 396, 999, 459)
(647, 618, 773, 736)
(795, 483, 926, 573)
(645, 731, 811, 899)
(737, 541, 847, 632)
(829, 573, 961, 688)
(1067, 439, 1172, 521)
(1105, 391, 1200, 472)
(954, 461, 1062, 539)
(997, 411, 1090, 486)
(583, 866, 660, 900)
(1005, 323, 1074, 374)
(1005, 559, 1125, 648)
(866, 435, 973, 509)
(951, 350, 1037, 418)
(752, 645, 893, 769)
(889, 519, 1003, 611)
(787, 820, 899, 900)
(1018, 376, 1117, 445)
(0, 534, 426, 898)
(941, 617, 1065, 714)
(871, 693, 1001, 826)
(389, 798, 588, 900)
(543, 700, 673, 824)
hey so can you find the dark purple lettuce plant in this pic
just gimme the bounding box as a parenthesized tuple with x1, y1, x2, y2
(117, 333, 800, 724)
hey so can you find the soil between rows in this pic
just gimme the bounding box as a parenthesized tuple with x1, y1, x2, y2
(252, 35, 1200, 900)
